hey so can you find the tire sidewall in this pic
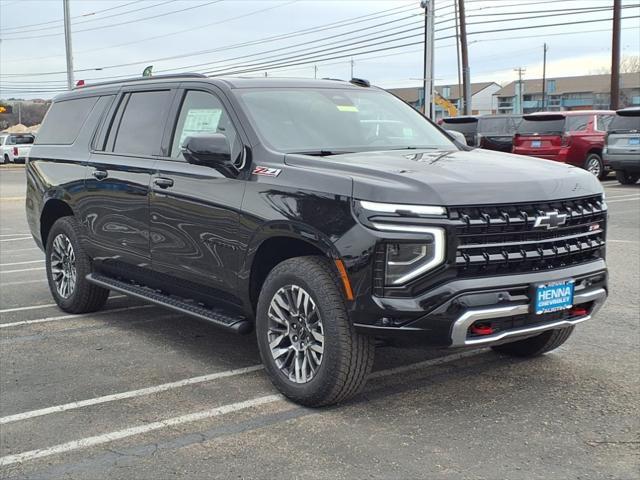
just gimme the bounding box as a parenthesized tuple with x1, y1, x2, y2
(256, 260, 348, 402)
(45, 217, 87, 310)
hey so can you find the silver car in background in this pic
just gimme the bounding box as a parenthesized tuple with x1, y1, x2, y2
(603, 107, 640, 185)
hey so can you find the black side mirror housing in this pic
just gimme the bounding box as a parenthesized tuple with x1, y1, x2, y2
(181, 134, 233, 170)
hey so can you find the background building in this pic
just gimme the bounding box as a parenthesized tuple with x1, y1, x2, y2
(388, 82, 500, 119)
(495, 73, 640, 114)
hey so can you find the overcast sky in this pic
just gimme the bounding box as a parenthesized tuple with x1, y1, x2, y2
(1, 0, 638, 99)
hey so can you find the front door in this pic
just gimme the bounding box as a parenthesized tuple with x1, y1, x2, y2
(149, 88, 247, 306)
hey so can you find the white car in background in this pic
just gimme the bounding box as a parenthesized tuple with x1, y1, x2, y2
(0, 133, 35, 164)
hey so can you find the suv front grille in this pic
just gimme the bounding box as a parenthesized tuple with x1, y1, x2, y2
(450, 195, 606, 277)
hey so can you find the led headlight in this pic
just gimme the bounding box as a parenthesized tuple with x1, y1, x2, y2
(373, 225, 445, 285)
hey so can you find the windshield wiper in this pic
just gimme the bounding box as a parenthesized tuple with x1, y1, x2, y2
(291, 150, 354, 156)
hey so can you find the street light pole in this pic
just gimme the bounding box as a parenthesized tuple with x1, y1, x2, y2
(63, 0, 74, 90)
(421, 0, 435, 119)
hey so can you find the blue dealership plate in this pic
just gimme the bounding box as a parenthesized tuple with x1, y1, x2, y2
(531, 140, 542, 148)
(534, 279, 575, 315)
(629, 138, 640, 145)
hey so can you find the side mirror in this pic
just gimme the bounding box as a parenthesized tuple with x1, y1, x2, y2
(445, 129, 467, 146)
(181, 134, 232, 168)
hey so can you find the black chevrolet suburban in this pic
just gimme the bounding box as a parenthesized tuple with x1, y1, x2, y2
(26, 75, 608, 406)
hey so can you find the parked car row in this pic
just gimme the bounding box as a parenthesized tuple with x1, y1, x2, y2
(0, 133, 34, 164)
(440, 108, 639, 184)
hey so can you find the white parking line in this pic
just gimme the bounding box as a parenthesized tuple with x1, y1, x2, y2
(0, 247, 41, 253)
(0, 295, 125, 314)
(0, 394, 282, 467)
(0, 233, 31, 237)
(0, 365, 264, 425)
(0, 259, 44, 267)
(606, 193, 640, 200)
(0, 279, 47, 287)
(608, 239, 639, 244)
(0, 304, 153, 329)
(606, 196, 640, 204)
(0, 266, 45, 274)
(0, 236, 32, 243)
(0, 350, 482, 466)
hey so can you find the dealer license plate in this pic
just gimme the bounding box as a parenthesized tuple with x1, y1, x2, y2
(534, 280, 575, 315)
(629, 138, 640, 145)
(531, 140, 542, 148)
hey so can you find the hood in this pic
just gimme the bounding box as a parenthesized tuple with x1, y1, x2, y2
(285, 149, 602, 206)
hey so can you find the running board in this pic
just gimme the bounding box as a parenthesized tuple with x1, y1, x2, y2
(86, 273, 252, 334)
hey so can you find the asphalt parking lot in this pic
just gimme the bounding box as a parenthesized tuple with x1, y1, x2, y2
(0, 166, 638, 480)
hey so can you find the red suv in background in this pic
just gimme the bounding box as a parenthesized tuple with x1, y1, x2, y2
(512, 110, 615, 179)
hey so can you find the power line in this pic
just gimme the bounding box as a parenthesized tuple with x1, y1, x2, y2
(0, 0, 225, 41)
(0, 0, 145, 32)
(2, 3, 626, 79)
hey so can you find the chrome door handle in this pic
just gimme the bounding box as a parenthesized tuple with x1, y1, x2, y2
(153, 177, 174, 189)
(92, 169, 108, 180)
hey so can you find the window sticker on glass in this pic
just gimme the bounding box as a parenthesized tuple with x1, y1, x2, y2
(179, 108, 222, 147)
(336, 105, 359, 112)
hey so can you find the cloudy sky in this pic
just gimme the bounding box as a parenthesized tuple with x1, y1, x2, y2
(1, 0, 638, 98)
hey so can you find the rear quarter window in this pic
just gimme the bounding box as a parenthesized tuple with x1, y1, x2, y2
(35, 96, 100, 145)
(564, 115, 591, 132)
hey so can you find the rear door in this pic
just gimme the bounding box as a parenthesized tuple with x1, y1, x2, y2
(149, 86, 247, 306)
(84, 86, 176, 269)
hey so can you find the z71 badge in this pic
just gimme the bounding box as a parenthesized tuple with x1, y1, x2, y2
(253, 166, 282, 177)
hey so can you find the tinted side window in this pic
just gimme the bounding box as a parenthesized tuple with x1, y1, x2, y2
(170, 90, 241, 161)
(596, 114, 614, 131)
(35, 96, 99, 145)
(564, 115, 590, 132)
(112, 90, 171, 156)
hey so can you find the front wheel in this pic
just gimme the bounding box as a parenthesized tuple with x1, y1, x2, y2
(491, 326, 574, 357)
(584, 153, 605, 179)
(256, 256, 375, 407)
(45, 216, 109, 313)
(615, 170, 640, 185)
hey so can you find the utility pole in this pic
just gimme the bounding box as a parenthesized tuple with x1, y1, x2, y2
(541, 43, 548, 111)
(610, 0, 621, 110)
(350, 58, 354, 79)
(63, 0, 74, 90)
(18, 102, 21, 125)
(514, 67, 526, 114)
(314, 65, 318, 79)
(454, 0, 462, 114)
(458, 0, 471, 115)
(420, 0, 435, 118)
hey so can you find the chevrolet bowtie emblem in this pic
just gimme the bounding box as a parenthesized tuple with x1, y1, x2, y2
(533, 211, 568, 230)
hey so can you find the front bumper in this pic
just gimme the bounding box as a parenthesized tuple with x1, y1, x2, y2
(354, 261, 607, 347)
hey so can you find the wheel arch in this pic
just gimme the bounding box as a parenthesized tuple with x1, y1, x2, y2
(245, 226, 339, 313)
(40, 198, 74, 248)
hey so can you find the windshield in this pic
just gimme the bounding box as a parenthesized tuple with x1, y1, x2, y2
(478, 116, 519, 135)
(609, 114, 640, 132)
(441, 118, 477, 134)
(518, 116, 565, 135)
(11, 135, 34, 145)
(235, 88, 455, 154)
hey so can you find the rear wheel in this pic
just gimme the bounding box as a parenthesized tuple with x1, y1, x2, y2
(584, 153, 605, 179)
(256, 256, 375, 407)
(615, 170, 640, 185)
(491, 326, 574, 357)
(45, 216, 109, 313)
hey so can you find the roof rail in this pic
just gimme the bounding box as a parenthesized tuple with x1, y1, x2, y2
(350, 78, 370, 87)
(74, 73, 207, 90)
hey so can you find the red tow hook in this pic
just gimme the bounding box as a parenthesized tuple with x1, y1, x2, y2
(470, 324, 494, 336)
(569, 307, 588, 317)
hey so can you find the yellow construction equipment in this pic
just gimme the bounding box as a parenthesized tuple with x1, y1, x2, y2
(434, 94, 458, 117)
